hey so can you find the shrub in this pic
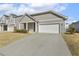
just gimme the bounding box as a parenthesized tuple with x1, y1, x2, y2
(76, 31, 79, 33)
(69, 27, 76, 34)
(14, 29, 28, 33)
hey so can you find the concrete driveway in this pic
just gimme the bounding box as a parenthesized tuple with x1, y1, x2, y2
(0, 33, 71, 56)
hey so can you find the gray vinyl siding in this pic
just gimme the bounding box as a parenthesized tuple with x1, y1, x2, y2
(32, 13, 59, 21)
(20, 16, 34, 23)
(32, 14, 65, 33)
(60, 21, 66, 33)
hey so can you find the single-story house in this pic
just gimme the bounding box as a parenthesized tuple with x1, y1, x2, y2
(69, 21, 79, 32)
(0, 10, 67, 33)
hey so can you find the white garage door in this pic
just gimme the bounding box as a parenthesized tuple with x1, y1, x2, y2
(39, 24, 59, 33)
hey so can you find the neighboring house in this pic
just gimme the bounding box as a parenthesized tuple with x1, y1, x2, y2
(0, 14, 17, 31)
(0, 10, 67, 33)
(69, 21, 79, 32)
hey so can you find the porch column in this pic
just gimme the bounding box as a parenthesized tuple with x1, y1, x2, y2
(1, 25, 2, 31)
(19, 23, 20, 29)
(1, 25, 3, 31)
(26, 23, 28, 30)
(35, 22, 38, 32)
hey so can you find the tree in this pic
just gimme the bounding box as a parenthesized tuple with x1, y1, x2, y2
(69, 27, 76, 34)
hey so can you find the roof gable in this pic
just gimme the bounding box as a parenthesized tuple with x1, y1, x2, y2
(31, 10, 67, 20)
(20, 14, 34, 23)
(19, 13, 38, 23)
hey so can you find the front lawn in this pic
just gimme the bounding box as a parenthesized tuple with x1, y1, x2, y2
(0, 32, 29, 48)
(62, 33, 79, 56)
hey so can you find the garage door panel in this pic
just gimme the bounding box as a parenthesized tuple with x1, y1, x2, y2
(39, 24, 59, 33)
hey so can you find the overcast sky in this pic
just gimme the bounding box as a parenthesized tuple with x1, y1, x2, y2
(0, 3, 78, 24)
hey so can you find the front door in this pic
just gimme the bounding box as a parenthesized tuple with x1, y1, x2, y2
(23, 23, 26, 29)
(4, 25, 7, 31)
(28, 22, 35, 32)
